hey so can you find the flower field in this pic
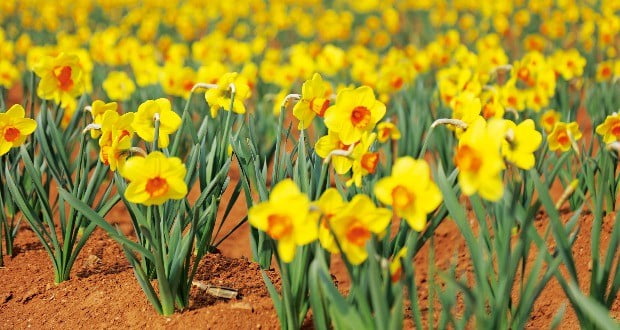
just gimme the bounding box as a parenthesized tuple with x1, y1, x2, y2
(0, 0, 619, 328)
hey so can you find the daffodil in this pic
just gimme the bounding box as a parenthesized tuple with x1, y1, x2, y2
(324, 86, 386, 145)
(330, 194, 391, 265)
(389, 247, 408, 283)
(312, 188, 345, 254)
(501, 119, 542, 170)
(0, 60, 19, 89)
(205, 72, 251, 118)
(551, 49, 586, 80)
(595, 113, 620, 144)
(376, 122, 401, 143)
(102, 71, 136, 101)
(449, 92, 483, 135)
(33, 52, 85, 105)
(540, 110, 560, 133)
(347, 133, 379, 187)
(596, 61, 614, 82)
(99, 111, 135, 171)
(480, 91, 505, 120)
(0, 104, 37, 156)
(454, 118, 505, 201)
(293, 73, 332, 129)
(547, 122, 582, 152)
(88, 100, 118, 139)
(315, 130, 353, 175)
(374, 157, 442, 231)
(120, 151, 188, 206)
(248, 179, 316, 263)
(133, 98, 181, 148)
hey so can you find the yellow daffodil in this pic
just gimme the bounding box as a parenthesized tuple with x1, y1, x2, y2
(120, 151, 187, 206)
(88, 100, 118, 139)
(248, 179, 316, 263)
(0, 104, 37, 156)
(454, 118, 505, 201)
(330, 194, 391, 265)
(102, 71, 136, 101)
(540, 110, 561, 133)
(389, 247, 408, 283)
(312, 188, 345, 254)
(480, 91, 505, 120)
(324, 86, 386, 145)
(376, 122, 401, 143)
(33, 52, 85, 105)
(547, 122, 582, 152)
(133, 98, 181, 148)
(205, 72, 251, 118)
(449, 92, 483, 135)
(347, 133, 379, 187)
(374, 157, 442, 231)
(501, 119, 542, 170)
(315, 130, 353, 175)
(0, 60, 19, 88)
(596, 61, 614, 82)
(99, 111, 135, 171)
(293, 73, 332, 129)
(595, 113, 620, 144)
(551, 49, 586, 81)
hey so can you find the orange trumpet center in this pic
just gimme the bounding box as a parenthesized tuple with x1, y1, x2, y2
(267, 214, 293, 240)
(55, 66, 74, 91)
(346, 221, 371, 247)
(361, 152, 379, 174)
(390, 77, 404, 89)
(392, 186, 414, 210)
(351, 106, 371, 129)
(455, 145, 482, 172)
(145, 176, 169, 198)
(611, 122, 620, 137)
(556, 131, 570, 146)
(3, 127, 20, 142)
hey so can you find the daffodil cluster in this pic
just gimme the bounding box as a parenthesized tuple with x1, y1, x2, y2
(249, 179, 396, 265)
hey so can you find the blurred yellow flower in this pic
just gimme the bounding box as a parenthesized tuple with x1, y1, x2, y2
(389, 247, 408, 283)
(205, 72, 251, 118)
(376, 122, 401, 143)
(501, 119, 542, 170)
(102, 71, 136, 101)
(540, 110, 561, 133)
(33, 52, 85, 105)
(454, 118, 505, 201)
(595, 113, 620, 144)
(551, 49, 586, 80)
(547, 122, 582, 152)
(121, 151, 188, 206)
(0, 60, 19, 88)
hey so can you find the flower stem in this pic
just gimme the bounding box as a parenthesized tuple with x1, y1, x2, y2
(153, 113, 161, 151)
